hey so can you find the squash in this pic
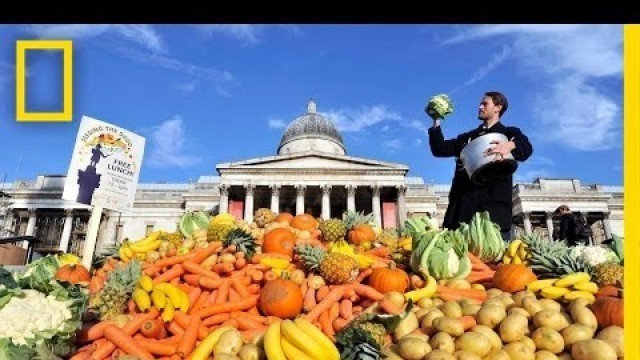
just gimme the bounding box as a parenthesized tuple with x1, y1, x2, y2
(348, 224, 376, 245)
(55, 264, 91, 285)
(259, 279, 303, 319)
(595, 285, 621, 299)
(368, 263, 410, 293)
(492, 264, 537, 293)
(262, 228, 296, 257)
(275, 212, 294, 225)
(290, 214, 318, 231)
(591, 296, 623, 328)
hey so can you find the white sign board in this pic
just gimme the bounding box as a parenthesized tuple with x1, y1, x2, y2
(63, 116, 145, 213)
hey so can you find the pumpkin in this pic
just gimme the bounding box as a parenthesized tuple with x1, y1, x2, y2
(368, 263, 409, 293)
(348, 224, 376, 245)
(262, 228, 296, 257)
(591, 296, 623, 328)
(290, 214, 318, 231)
(275, 212, 294, 224)
(492, 264, 537, 292)
(596, 285, 622, 299)
(55, 264, 91, 285)
(259, 278, 303, 319)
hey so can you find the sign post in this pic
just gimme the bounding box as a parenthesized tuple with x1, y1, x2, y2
(62, 116, 145, 269)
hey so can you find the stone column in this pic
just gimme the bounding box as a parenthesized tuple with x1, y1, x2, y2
(523, 212, 532, 235)
(396, 185, 407, 225)
(346, 185, 356, 213)
(270, 184, 280, 214)
(25, 208, 37, 236)
(58, 209, 75, 253)
(545, 212, 555, 240)
(371, 185, 382, 227)
(296, 185, 306, 215)
(603, 212, 613, 239)
(2, 209, 13, 233)
(244, 184, 255, 223)
(218, 184, 229, 214)
(321, 185, 332, 219)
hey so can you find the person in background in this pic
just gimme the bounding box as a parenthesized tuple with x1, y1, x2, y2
(554, 205, 592, 246)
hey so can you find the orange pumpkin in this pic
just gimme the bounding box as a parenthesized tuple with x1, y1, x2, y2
(259, 278, 303, 319)
(290, 214, 318, 231)
(596, 285, 622, 299)
(368, 263, 409, 293)
(348, 224, 376, 245)
(492, 264, 537, 292)
(275, 212, 294, 224)
(592, 296, 623, 328)
(55, 264, 91, 285)
(262, 228, 296, 257)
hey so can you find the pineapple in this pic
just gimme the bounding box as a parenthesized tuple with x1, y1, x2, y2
(376, 228, 400, 251)
(336, 323, 382, 360)
(296, 243, 359, 284)
(522, 233, 592, 278)
(223, 228, 257, 258)
(89, 260, 141, 320)
(593, 262, 624, 287)
(342, 211, 374, 230)
(207, 221, 236, 242)
(253, 208, 276, 227)
(319, 218, 347, 242)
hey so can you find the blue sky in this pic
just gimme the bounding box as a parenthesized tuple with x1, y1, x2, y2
(0, 25, 623, 186)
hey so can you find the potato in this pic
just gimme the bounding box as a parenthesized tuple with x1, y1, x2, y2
(433, 317, 465, 337)
(596, 326, 624, 358)
(499, 313, 529, 343)
(384, 292, 406, 309)
(455, 332, 492, 357)
(504, 341, 535, 360)
(561, 324, 595, 350)
(425, 349, 456, 360)
(497, 294, 516, 309)
(452, 350, 482, 360)
(539, 299, 562, 312)
(534, 310, 570, 332)
(422, 308, 445, 328)
(533, 327, 565, 354)
(571, 339, 617, 360)
(416, 307, 433, 321)
(397, 337, 430, 360)
(380, 345, 404, 360)
(440, 301, 463, 318)
(520, 337, 537, 353)
(556, 353, 573, 360)
(476, 305, 507, 328)
(570, 306, 597, 329)
(238, 344, 265, 360)
(461, 303, 481, 316)
(509, 307, 532, 319)
(430, 332, 456, 353)
(487, 288, 504, 298)
(536, 350, 559, 360)
(484, 349, 511, 360)
(448, 279, 472, 289)
(513, 291, 536, 306)
(214, 329, 244, 355)
(471, 325, 502, 350)
(568, 298, 590, 310)
(403, 331, 429, 343)
(523, 297, 544, 316)
(484, 299, 507, 309)
(394, 312, 419, 341)
(418, 297, 434, 309)
(213, 355, 240, 360)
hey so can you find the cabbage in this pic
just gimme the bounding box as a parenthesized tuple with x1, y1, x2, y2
(425, 94, 454, 119)
(179, 211, 211, 238)
(414, 229, 471, 280)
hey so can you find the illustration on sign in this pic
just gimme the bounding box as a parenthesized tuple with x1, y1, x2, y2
(62, 116, 145, 213)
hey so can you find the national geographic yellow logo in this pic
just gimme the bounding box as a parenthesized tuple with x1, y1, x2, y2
(15, 40, 73, 122)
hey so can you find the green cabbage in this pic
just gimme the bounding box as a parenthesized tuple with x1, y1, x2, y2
(426, 94, 454, 119)
(179, 211, 211, 238)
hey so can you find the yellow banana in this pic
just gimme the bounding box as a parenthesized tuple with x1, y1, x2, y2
(264, 323, 287, 360)
(353, 254, 375, 268)
(135, 252, 147, 261)
(564, 291, 596, 303)
(151, 288, 167, 309)
(508, 240, 522, 257)
(526, 279, 558, 292)
(129, 240, 161, 253)
(260, 258, 290, 269)
(555, 272, 591, 288)
(138, 275, 154, 293)
(572, 281, 599, 294)
(132, 288, 151, 311)
(502, 254, 512, 264)
(118, 246, 130, 262)
(405, 275, 437, 302)
(178, 289, 189, 313)
(541, 286, 572, 300)
(294, 318, 340, 360)
(280, 320, 325, 360)
(512, 255, 522, 265)
(155, 283, 183, 307)
(518, 246, 528, 260)
(161, 299, 175, 323)
(189, 327, 234, 360)
(281, 336, 315, 360)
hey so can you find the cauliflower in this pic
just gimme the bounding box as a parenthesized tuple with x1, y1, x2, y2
(572, 245, 620, 267)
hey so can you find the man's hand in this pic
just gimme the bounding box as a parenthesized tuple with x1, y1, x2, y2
(486, 140, 516, 161)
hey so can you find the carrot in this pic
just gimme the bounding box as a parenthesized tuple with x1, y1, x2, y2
(153, 264, 185, 284)
(305, 286, 345, 322)
(215, 279, 230, 304)
(140, 319, 164, 339)
(320, 311, 333, 338)
(189, 290, 210, 315)
(187, 287, 202, 309)
(202, 313, 230, 327)
(154, 253, 195, 269)
(436, 285, 488, 302)
(76, 321, 114, 343)
(329, 302, 340, 322)
(89, 310, 159, 360)
(468, 253, 492, 272)
(365, 247, 390, 257)
(303, 288, 317, 312)
(103, 324, 154, 360)
(466, 270, 495, 284)
(135, 337, 178, 356)
(236, 316, 266, 331)
(166, 321, 185, 336)
(183, 261, 220, 278)
(459, 315, 477, 330)
(246, 283, 261, 294)
(69, 351, 92, 360)
(339, 299, 353, 319)
(231, 276, 250, 297)
(198, 276, 223, 290)
(352, 284, 384, 300)
(197, 295, 259, 319)
(316, 286, 330, 302)
(355, 268, 373, 283)
(263, 270, 277, 282)
(189, 242, 222, 264)
(182, 274, 201, 286)
(213, 262, 235, 274)
(176, 315, 201, 358)
(235, 258, 247, 269)
(332, 318, 350, 332)
(248, 269, 264, 283)
(174, 312, 209, 341)
(159, 335, 182, 345)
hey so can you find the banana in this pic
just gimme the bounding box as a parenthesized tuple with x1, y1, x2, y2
(564, 291, 596, 303)
(281, 336, 315, 360)
(572, 282, 599, 294)
(555, 272, 591, 288)
(138, 275, 154, 293)
(178, 288, 190, 313)
(508, 240, 522, 257)
(132, 288, 151, 311)
(155, 283, 183, 307)
(189, 327, 234, 360)
(526, 279, 558, 292)
(129, 240, 162, 253)
(541, 286, 572, 300)
(502, 254, 512, 264)
(353, 254, 375, 268)
(260, 258, 291, 269)
(294, 318, 340, 360)
(161, 299, 175, 322)
(264, 323, 287, 360)
(280, 320, 325, 360)
(518, 246, 528, 260)
(118, 246, 130, 262)
(151, 288, 167, 309)
(512, 255, 522, 265)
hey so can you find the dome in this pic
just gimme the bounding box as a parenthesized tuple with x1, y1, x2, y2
(278, 100, 346, 156)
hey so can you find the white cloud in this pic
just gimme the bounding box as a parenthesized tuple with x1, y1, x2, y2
(381, 125, 390, 132)
(450, 45, 511, 94)
(443, 25, 622, 152)
(29, 24, 164, 53)
(321, 105, 403, 132)
(384, 139, 402, 149)
(268, 118, 287, 129)
(200, 25, 262, 44)
(148, 116, 202, 168)
(177, 82, 197, 93)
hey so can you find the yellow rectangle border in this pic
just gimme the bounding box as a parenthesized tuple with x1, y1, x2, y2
(16, 40, 73, 122)
(624, 24, 639, 359)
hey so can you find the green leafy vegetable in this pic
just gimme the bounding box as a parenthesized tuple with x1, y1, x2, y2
(425, 93, 454, 119)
